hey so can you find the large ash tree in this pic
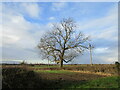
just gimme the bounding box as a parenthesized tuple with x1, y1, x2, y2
(37, 18, 90, 68)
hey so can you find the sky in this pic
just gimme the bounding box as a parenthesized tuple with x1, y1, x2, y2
(1, 2, 118, 64)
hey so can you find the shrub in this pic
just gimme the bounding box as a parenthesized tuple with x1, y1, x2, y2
(2, 67, 44, 88)
(115, 62, 119, 65)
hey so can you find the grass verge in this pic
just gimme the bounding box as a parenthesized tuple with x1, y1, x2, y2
(68, 76, 119, 88)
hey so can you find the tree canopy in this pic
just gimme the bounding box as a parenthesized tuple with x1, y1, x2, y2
(37, 18, 90, 67)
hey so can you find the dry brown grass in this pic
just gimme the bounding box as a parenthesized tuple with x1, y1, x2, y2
(69, 70, 113, 76)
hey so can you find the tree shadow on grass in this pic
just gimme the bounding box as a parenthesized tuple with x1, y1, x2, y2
(45, 80, 87, 89)
(2, 67, 88, 89)
(2, 67, 46, 89)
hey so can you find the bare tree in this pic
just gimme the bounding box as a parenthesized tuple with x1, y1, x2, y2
(37, 18, 90, 68)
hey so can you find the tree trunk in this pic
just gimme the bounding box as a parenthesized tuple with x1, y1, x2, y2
(60, 59, 63, 68)
(60, 50, 64, 68)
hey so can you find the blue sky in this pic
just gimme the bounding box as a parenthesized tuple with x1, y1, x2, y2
(1, 2, 118, 64)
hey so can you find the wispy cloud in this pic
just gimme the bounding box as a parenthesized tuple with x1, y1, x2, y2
(48, 16, 55, 20)
(1, 2, 118, 64)
(94, 47, 109, 54)
(21, 3, 41, 18)
(77, 4, 118, 41)
(2, 3, 50, 61)
(51, 2, 67, 11)
(73, 4, 118, 64)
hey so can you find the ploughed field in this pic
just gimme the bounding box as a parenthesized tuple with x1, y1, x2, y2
(2, 64, 120, 89)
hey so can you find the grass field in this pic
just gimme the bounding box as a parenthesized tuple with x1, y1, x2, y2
(69, 76, 119, 88)
(35, 70, 71, 73)
(2, 64, 120, 89)
(34, 69, 119, 88)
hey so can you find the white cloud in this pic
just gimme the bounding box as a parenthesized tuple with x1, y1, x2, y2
(94, 47, 109, 54)
(0, 24, 2, 47)
(2, 14, 51, 50)
(48, 17, 55, 20)
(98, 52, 118, 63)
(74, 5, 118, 64)
(2, 11, 35, 47)
(1, 2, 118, 64)
(21, 3, 41, 18)
(0, 3, 2, 47)
(52, 2, 67, 11)
(2, 3, 49, 61)
(78, 13, 117, 32)
(92, 26, 118, 41)
(78, 5, 118, 41)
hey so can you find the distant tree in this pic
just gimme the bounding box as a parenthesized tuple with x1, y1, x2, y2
(115, 61, 119, 65)
(20, 60, 27, 65)
(37, 18, 90, 68)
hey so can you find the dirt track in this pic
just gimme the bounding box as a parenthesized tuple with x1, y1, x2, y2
(37, 71, 107, 81)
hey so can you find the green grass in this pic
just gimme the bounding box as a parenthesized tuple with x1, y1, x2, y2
(32, 65, 59, 68)
(69, 76, 119, 88)
(33, 64, 88, 68)
(35, 70, 73, 74)
(3, 65, 119, 89)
